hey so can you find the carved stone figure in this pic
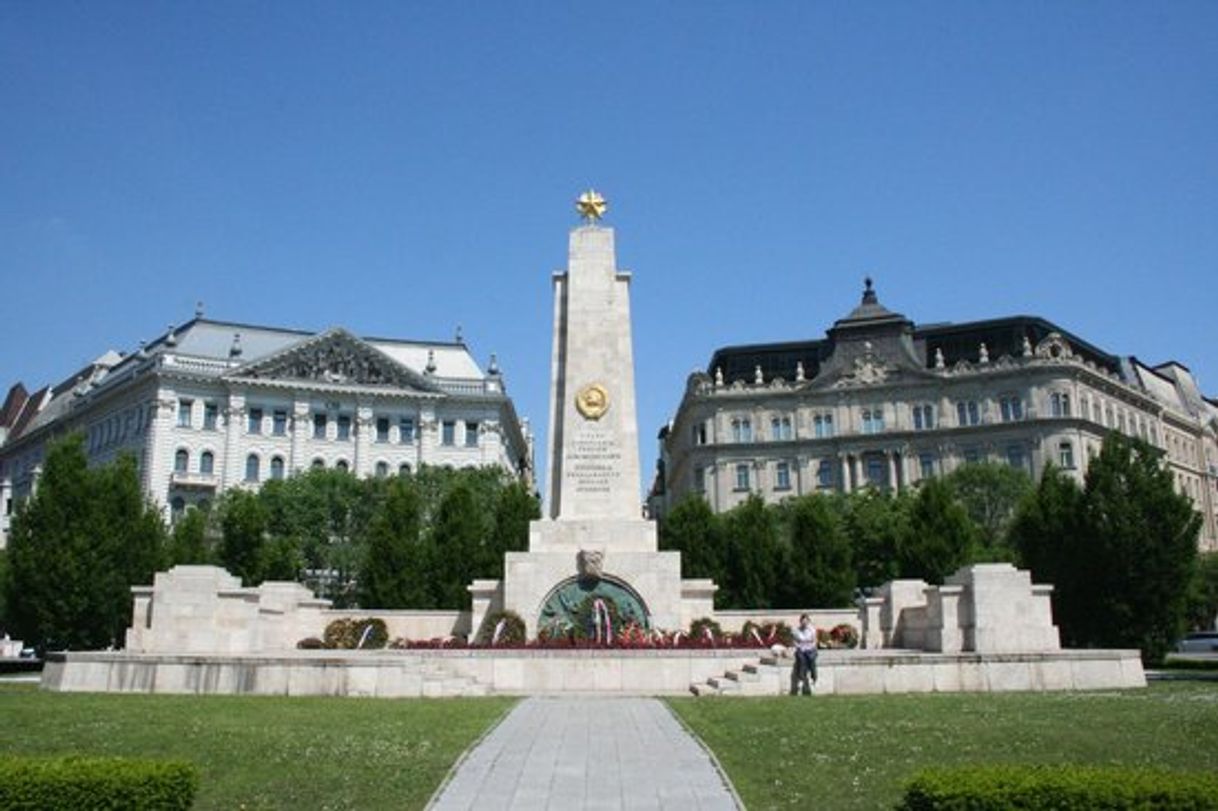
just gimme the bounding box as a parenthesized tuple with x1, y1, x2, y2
(577, 549, 604, 581)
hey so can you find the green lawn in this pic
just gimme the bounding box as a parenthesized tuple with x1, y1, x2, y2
(669, 682, 1218, 811)
(0, 685, 514, 810)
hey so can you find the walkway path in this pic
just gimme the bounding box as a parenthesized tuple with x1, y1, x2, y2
(429, 697, 741, 810)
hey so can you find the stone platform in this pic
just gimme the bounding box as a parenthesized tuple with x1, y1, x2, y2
(41, 646, 1145, 698)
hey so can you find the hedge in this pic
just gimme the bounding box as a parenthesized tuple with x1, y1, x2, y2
(0, 755, 199, 810)
(899, 764, 1218, 810)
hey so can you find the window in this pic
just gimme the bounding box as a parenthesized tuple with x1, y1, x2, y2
(337, 415, 351, 441)
(442, 420, 456, 446)
(865, 457, 886, 487)
(177, 399, 193, 428)
(203, 402, 218, 430)
(376, 417, 390, 443)
(999, 395, 1024, 422)
(1058, 441, 1075, 469)
(170, 497, 186, 521)
(770, 417, 792, 441)
(734, 463, 751, 491)
(731, 418, 753, 443)
(398, 463, 411, 476)
(919, 453, 936, 480)
(963, 447, 981, 464)
(174, 449, 189, 473)
(465, 421, 479, 447)
(335, 460, 349, 473)
(817, 459, 834, 489)
(862, 408, 885, 435)
(399, 417, 415, 444)
(1050, 392, 1071, 417)
(1006, 444, 1026, 470)
(956, 400, 980, 426)
(692, 423, 707, 445)
(775, 461, 791, 490)
(200, 451, 214, 475)
(813, 414, 834, 438)
(312, 458, 325, 469)
(245, 454, 260, 482)
(912, 404, 935, 431)
(270, 456, 285, 480)
(375, 461, 389, 478)
(272, 410, 288, 436)
(248, 408, 263, 434)
(694, 467, 706, 493)
(313, 413, 327, 440)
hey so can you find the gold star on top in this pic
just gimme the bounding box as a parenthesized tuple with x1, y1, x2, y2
(575, 189, 608, 222)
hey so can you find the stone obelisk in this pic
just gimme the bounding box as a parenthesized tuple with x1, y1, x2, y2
(490, 192, 714, 637)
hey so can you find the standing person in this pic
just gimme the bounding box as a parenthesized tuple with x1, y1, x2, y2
(790, 613, 818, 696)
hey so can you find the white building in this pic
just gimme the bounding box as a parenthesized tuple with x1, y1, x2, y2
(0, 316, 533, 546)
(649, 281, 1218, 551)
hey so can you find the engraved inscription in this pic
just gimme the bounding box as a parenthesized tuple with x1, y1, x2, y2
(566, 426, 623, 494)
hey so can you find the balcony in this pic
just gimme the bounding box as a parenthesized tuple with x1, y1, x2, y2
(170, 471, 218, 490)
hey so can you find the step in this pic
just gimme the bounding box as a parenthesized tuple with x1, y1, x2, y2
(707, 676, 740, 693)
(725, 670, 759, 683)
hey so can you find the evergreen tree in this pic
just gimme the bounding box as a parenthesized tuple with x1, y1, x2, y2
(721, 495, 780, 608)
(168, 506, 211, 565)
(486, 482, 539, 577)
(781, 494, 854, 607)
(430, 483, 485, 608)
(843, 488, 910, 589)
(218, 489, 269, 586)
(900, 477, 977, 583)
(659, 496, 725, 582)
(6, 434, 165, 649)
(943, 462, 1032, 560)
(357, 477, 427, 608)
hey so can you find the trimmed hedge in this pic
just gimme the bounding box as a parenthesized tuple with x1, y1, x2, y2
(0, 755, 199, 810)
(899, 764, 1218, 810)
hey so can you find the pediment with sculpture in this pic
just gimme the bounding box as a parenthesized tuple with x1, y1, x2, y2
(227, 328, 438, 391)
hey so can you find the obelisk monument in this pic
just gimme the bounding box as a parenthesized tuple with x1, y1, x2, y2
(493, 192, 712, 637)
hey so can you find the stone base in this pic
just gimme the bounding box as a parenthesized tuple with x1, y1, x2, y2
(42, 647, 1146, 698)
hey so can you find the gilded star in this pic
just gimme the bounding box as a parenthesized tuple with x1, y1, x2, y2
(575, 189, 608, 222)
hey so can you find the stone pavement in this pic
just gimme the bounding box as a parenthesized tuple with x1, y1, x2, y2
(429, 697, 741, 810)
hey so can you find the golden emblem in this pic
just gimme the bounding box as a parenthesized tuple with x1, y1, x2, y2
(575, 383, 610, 420)
(575, 189, 608, 222)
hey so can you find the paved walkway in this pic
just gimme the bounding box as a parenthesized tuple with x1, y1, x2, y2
(429, 698, 741, 810)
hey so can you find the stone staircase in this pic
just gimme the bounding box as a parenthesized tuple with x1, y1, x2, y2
(689, 653, 793, 697)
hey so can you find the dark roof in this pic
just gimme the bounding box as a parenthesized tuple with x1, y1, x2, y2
(0, 384, 29, 428)
(916, 316, 1121, 374)
(9, 386, 47, 438)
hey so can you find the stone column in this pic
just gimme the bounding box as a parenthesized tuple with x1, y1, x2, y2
(850, 455, 861, 491)
(290, 400, 309, 473)
(887, 451, 899, 492)
(839, 453, 851, 493)
(222, 392, 245, 489)
(353, 405, 373, 478)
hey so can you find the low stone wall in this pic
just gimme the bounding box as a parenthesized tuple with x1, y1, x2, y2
(41, 647, 1145, 698)
(714, 609, 859, 634)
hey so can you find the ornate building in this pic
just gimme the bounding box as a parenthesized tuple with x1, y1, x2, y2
(648, 281, 1218, 551)
(0, 315, 534, 548)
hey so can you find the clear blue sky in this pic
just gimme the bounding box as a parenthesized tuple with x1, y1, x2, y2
(3, 2, 1216, 496)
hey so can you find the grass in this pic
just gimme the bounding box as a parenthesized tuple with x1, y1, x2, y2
(0, 685, 514, 810)
(669, 682, 1218, 811)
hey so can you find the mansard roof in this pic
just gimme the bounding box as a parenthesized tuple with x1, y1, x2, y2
(706, 282, 1125, 387)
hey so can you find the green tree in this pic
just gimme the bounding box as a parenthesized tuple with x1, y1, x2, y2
(779, 494, 854, 607)
(168, 507, 211, 566)
(6, 435, 165, 649)
(943, 462, 1032, 560)
(900, 477, 977, 583)
(659, 496, 726, 582)
(721, 495, 781, 609)
(486, 482, 539, 577)
(430, 483, 486, 608)
(842, 488, 910, 589)
(357, 477, 427, 608)
(1186, 552, 1218, 632)
(217, 490, 269, 586)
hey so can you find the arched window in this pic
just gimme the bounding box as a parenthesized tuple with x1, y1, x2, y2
(375, 461, 389, 478)
(335, 459, 349, 473)
(398, 463, 412, 476)
(270, 456, 285, 480)
(245, 454, 260, 482)
(200, 451, 214, 475)
(312, 458, 325, 469)
(174, 449, 189, 473)
(170, 497, 186, 521)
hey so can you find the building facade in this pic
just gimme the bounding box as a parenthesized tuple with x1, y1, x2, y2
(0, 317, 534, 547)
(649, 281, 1218, 551)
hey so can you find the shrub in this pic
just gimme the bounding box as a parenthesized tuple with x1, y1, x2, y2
(829, 623, 859, 649)
(689, 617, 723, 642)
(898, 764, 1218, 810)
(322, 617, 388, 649)
(296, 637, 325, 650)
(0, 755, 198, 810)
(475, 610, 526, 645)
